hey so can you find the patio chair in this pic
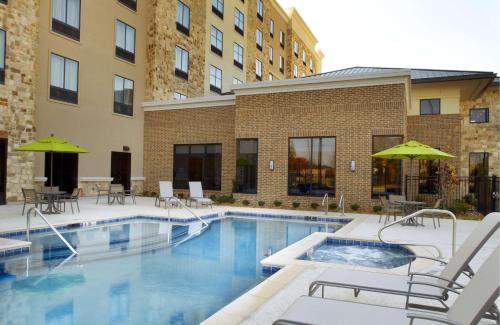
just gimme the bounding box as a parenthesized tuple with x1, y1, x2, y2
(108, 184, 125, 205)
(124, 186, 136, 204)
(188, 182, 213, 208)
(379, 196, 402, 224)
(155, 181, 178, 208)
(308, 213, 499, 311)
(96, 185, 109, 204)
(58, 188, 81, 214)
(274, 246, 499, 325)
(21, 188, 47, 215)
(429, 198, 443, 229)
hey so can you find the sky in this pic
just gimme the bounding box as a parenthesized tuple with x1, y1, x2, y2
(278, 0, 500, 73)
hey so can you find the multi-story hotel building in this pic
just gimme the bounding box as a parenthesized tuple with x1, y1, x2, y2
(0, 0, 323, 203)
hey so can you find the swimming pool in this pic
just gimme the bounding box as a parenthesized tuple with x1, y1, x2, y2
(300, 238, 415, 269)
(0, 217, 343, 325)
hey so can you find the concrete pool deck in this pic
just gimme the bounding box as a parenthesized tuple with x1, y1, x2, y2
(0, 198, 497, 324)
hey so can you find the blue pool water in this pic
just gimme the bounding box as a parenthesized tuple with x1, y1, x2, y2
(0, 217, 341, 325)
(301, 240, 414, 269)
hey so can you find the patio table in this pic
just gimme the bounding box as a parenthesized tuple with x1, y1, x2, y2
(395, 200, 426, 226)
(38, 190, 66, 214)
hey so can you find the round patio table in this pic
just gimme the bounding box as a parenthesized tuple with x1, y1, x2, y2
(395, 200, 426, 226)
(38, 190, 66, 214)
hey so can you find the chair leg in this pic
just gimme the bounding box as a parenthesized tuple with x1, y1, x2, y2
(76, 200, 80, 213)
(70, 201, 74, 214)
(437, 217, 441, 227)
(22, 202, 26, 215)
(96, 194, 100, 204)
(432, 216, 436, 229)
(378, 214, 382, 223)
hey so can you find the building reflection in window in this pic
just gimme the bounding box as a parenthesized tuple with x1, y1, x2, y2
(109, 282, 130, 324)
(372, 136, 403, 197)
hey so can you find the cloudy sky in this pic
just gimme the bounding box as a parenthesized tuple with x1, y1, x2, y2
(278, 0, 500, 74)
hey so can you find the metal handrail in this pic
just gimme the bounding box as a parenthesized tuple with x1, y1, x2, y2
(26, 207, 79, 255)
(378, 209, 457, 258)
(339, 194, 345, 216)
(169, 197, 209, 227)
(322, 193, 345, 216)
(322, 193, 329, 215)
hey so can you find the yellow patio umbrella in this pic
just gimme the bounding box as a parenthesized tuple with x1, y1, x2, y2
(15, 134, 89, 187)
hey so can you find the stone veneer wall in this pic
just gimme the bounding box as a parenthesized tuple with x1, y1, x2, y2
(0, 0, 39, 202)
(143, 106, 236, 195)
(459, 86, 500, 176)
(287, 30, 318, 77)
(145, 0, 206, 101)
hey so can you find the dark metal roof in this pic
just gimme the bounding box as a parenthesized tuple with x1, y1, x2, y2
(306, 66, 497, 83)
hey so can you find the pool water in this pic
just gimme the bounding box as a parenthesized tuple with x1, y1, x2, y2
(301, 241, 414, 269)
(0, 218, 340, 325)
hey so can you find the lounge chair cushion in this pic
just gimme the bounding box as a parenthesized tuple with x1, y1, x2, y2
(192, 197, 213, 204)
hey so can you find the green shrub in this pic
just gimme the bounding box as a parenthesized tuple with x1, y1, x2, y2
(258, 201, 265, 207)
(273, 200, 282, 207)
(448, 200, 469, 214)
(328, 203, 337, 210)
(462, 194, 477, 205)
(210, 194, 217, 202)
(373, 205, 383, 214)
(292, 202, 300, 209)
(350, 203, 360, 211)
(143, 191, 150, 197)
(228, 196, 236, 204)
(242, 199, 250, 206)
(310, 202, 319, 209)
(177, 192, 185, 199)
(150, 192, 157, 198)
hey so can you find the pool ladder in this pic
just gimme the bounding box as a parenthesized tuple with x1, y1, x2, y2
(322, 193, 345, 216)
(26, 207, 79, 255)
(166, 197, 210, 247)
(377, 209, 457, 258)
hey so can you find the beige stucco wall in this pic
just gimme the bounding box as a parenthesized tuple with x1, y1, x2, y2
(409, 84, 461, 116)
(35, 0, 147, 183)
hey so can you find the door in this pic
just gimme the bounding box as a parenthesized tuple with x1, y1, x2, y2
(0, 138, 7, 205)
(44, 152, 78, 193)
(111, 152, 131, 190)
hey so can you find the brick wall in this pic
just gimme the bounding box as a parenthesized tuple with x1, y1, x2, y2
(287, 30, 317, 78)
(0, 0, 39, 202)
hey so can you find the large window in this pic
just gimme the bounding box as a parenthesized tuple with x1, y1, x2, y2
(288, 137, 336, 196)
(255, 59, 262, 81)
(118, 0, 136, 11)
(210, 26, 223, 56)
(293, 64, 298, 78)
(268, 46, 273, 64)
(293, 41, 299, 56)
(470, 108, 489, 123)
(50, 53, 78, 104)
(279, 55, 284, 73)
(234, 8, 244, 35)
(52, 0, 80, 41)
(419, 159, 439, 194)
(372, 136, 403, 197)
(269, 19, 274, 37)
(279, 31, 284, 48)
(256, 28, 263, 50)
(113, 75, 134, 116)
(173, 144, 222, 190)
(420, 98, 440, 115)
(235, 139, 258, 194)
(210, 65, 222, 94)
(256, 0, 263, 20)
(0, 29, 5, 84)
(470, 152, 489, 177)
(175, 46, 189, 80)
(233, 42, 244, 69)
(176, 1, 190, 36)
(115, 20, 136, 63)
(302, 50, 306, 64)
(212, 0, 223, 19)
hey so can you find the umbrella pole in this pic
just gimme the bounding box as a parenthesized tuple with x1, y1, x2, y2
(50, 152, 53, 187)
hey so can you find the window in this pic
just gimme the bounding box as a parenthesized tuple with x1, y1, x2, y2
(0, 29, 5, 84)
(210, 26, 223, 56)
(310, 58, 314, 73)
(470, 152, 489, 177)
(209, 65, 222, 93)
(268, 47, 273, 64)
(173, 92, 187, 100)
(52, 0, 80, 41)
(176, 1, 190, 36)
(234, 8, 244, 35)
(118, 0, 136, 11)
(255, 59, 262, 81)
(212, 0, 223, 19)
(175, 46, 189, 80)
(235, 139, 258, 194)
(279, 55, 284, 73)
(372, 136, 403, 197)
(269, 19, 274, 37)
(293, 41, 298, 57)
(173, 144, 222, 190)
(257, 0, 263, 19)
(420, 98, 440, 115)
(50, 53, 78, 104)
(233, 42, 244, 69)
(293, 64, 298, 78)
(268, 73, 273, 81)
(115, 20, 136, 63)
(256, 28, 263, 50)
(0, 0, 6, 4)
(302, 50, 306, 64)
(419, 159, 439, 194)
(233, 77, 242, 85)
(279, 31, 284, 48)
(470, 108, 489, 123)
(288, 137, 336, 196)
(113, 75, 134, 116)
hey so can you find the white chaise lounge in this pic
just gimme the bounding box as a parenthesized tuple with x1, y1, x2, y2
(274, 246, 499, 325)
(155, 181, 178, 208)
(188, 182, 213, 208)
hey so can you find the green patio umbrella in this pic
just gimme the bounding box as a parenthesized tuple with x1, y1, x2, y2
(15, 134, 89, 187)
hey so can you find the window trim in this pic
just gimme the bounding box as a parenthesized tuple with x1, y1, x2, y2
(176, 0, 190, 36)
(233, 42, 244, 69)
(113, 75, 134, 117)
(175, 46, 189, 80)
(256, 0, 263, 20)
(49, 53, 79, 105)
(209, 65, 222, 94)
(419, 98, 441, 115)
(234, 8, 244, 36)
(212, 0, 224, 19)
(115, 20, 136, 63)
(51, 0, 81, 41)
(256, 28, 263, 51)
(117, 0, 137, 11)
(235, 138, 258, 194)
(210, 26, 223, 57)
(469, 108, 489, 124)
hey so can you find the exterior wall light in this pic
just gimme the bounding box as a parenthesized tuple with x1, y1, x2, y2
(269, 160, 274, 171)
(350, 160, 356, 172)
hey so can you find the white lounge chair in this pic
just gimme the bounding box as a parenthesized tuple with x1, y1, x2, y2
(274, 246, 499, 325)
(308, 213, 499, 311)
(155, 181, 178, 208)
(188, 182, 213, 208)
